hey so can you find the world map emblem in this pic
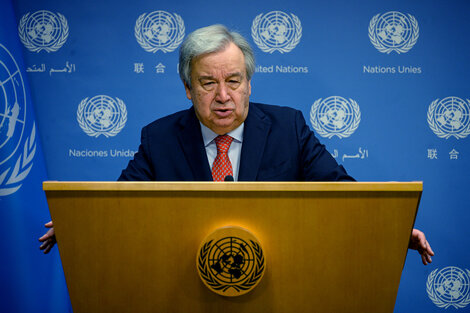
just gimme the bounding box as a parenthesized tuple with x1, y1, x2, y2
(0, 44, 36, 196)
(310, 96, 361, 139)
(135, 11, 185, 53)
(427, 97, 470, 139)
(251, 11, 302, 53)
(368, 11, 419, 54)
(77, 95, 127, 138)
(197, 226, 265, 297)
(427, 266, 470, 309)
(18, 10, 69, 53)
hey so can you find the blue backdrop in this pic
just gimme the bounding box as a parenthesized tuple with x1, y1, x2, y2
(4, 0, 470, 311)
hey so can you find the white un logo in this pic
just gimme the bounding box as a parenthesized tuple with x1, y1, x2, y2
(427, 97, 470, 139)
(77, 95, 127, 138)
(18, 10, 69, 53)
(368, 11, 419, 54)
(0, 44, 37, 196)
(427, 266, 470, 309)
(310, 96, 361, 139)
(135, 11, 185, 53)
(251, 11, 302, 53)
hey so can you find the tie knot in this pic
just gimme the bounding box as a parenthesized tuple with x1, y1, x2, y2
(215, 135, 233, 154)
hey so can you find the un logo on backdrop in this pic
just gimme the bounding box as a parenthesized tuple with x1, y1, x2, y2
(368, 11, 419, 54)
(310, 96, 360, 139)
(77, 95, 127, 138)
(427, 97, 470, 139)
(135, 11, 185, 53)
(251, 11, 302, 53)
(0, 44, 36, 196)
(427, 266, 470, 309)
(18, 10, 69, 53)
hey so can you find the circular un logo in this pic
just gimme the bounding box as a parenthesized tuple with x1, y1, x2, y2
(76, 95, 127, 138)
(18, 10, 69, 53)
(310, 96, 361, 139)
(251, 11, 302, 53)
(368, 11, 419, 54)
(135, 11, 185, 53)
(197, 226, 265, 297)
(0, 44, 36, 196)
(427, 266, 470, 309)
(427, 97, 470, 139)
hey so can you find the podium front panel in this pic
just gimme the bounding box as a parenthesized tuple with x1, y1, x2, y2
(44, 182, 421, 313)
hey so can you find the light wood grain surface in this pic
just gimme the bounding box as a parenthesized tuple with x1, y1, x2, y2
(44, 182, 421, 313)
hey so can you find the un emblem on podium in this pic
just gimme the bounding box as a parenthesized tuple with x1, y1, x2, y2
(310, 96, 361, 139)
(368, 11, 419, 54)
(76, 95, 127, 138)
(197, 226, 265, 296)
(251, 11, 302, 53)
(18, 10, 69, 53)
(135, 10, 185, 53)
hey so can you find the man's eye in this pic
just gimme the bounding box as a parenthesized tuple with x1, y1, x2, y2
(203, 82, 214, 86)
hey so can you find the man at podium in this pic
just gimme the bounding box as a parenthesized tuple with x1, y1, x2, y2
(40, 24, 434, 265)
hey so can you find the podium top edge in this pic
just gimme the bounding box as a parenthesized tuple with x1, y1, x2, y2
(43, 181, 423, 192)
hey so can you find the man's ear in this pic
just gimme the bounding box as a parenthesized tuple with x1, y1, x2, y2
(184, 82, 192, 100)
(248, 80, 251, 96)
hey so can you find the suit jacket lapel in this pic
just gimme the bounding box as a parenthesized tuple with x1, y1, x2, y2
(238, 103, 271, 181)
(177, 107, 213, 181)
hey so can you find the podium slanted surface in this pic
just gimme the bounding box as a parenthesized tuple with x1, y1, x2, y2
(43, 181, 422, 313)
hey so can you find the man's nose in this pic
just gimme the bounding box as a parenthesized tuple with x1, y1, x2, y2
(215, 83, 230, 103)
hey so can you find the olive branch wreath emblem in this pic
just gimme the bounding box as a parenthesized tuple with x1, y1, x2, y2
(76, 97, 127, 138)
(135, 12, 185, 53)
(310, 98, 361, 139)
(427, 98, 470, 139)
(368, 13, 419, 54)
(251, 12, 302, 54)
(19, 12, 69, 53)
(426, 268, 470, 309)
(198, 239, 265, 293)
(0, 123, 37, 196)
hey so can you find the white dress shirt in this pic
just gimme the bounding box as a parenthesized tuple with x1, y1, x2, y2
(199, 122, 244, 181)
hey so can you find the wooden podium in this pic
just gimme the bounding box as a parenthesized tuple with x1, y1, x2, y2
(43, 181, 422, 313)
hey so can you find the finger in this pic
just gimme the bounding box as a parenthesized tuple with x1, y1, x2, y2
(39, 238, 51, 250)
(426, 253, 432, 264)
(39, 233, 49, 242)
(38, 228, 55, 242)
(40, 238, 56, 254)
(47, 228, 55, 236)
(421, 253, 428, 265)
(427, 241, 435, 256)
(45, 221, 53, 228)
(43, 243, 53, 254)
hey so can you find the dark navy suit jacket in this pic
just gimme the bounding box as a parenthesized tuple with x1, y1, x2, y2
(118, 102, 354, 182)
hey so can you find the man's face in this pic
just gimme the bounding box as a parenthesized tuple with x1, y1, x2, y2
(185, 42, 251, 135)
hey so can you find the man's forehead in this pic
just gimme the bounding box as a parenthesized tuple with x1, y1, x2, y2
(191, 43, 245, 69)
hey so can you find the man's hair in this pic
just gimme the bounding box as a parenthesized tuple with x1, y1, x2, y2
(178, 24, 255, 89)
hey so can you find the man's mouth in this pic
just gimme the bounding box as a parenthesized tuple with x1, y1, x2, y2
(213, 108, 233, 118)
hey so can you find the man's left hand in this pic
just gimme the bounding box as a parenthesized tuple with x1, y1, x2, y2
(409, 228, 434, 265)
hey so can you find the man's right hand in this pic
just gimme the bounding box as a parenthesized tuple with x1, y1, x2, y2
(39, 221, 56, 254)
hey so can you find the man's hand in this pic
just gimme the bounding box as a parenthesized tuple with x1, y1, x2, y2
(39, 221, 56, 254)
(409, 228, 434, 265)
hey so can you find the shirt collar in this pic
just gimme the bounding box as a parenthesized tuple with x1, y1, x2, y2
(199, 122, 244, 147)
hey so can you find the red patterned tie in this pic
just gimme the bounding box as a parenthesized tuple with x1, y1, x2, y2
(212, 135, 234, 181)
